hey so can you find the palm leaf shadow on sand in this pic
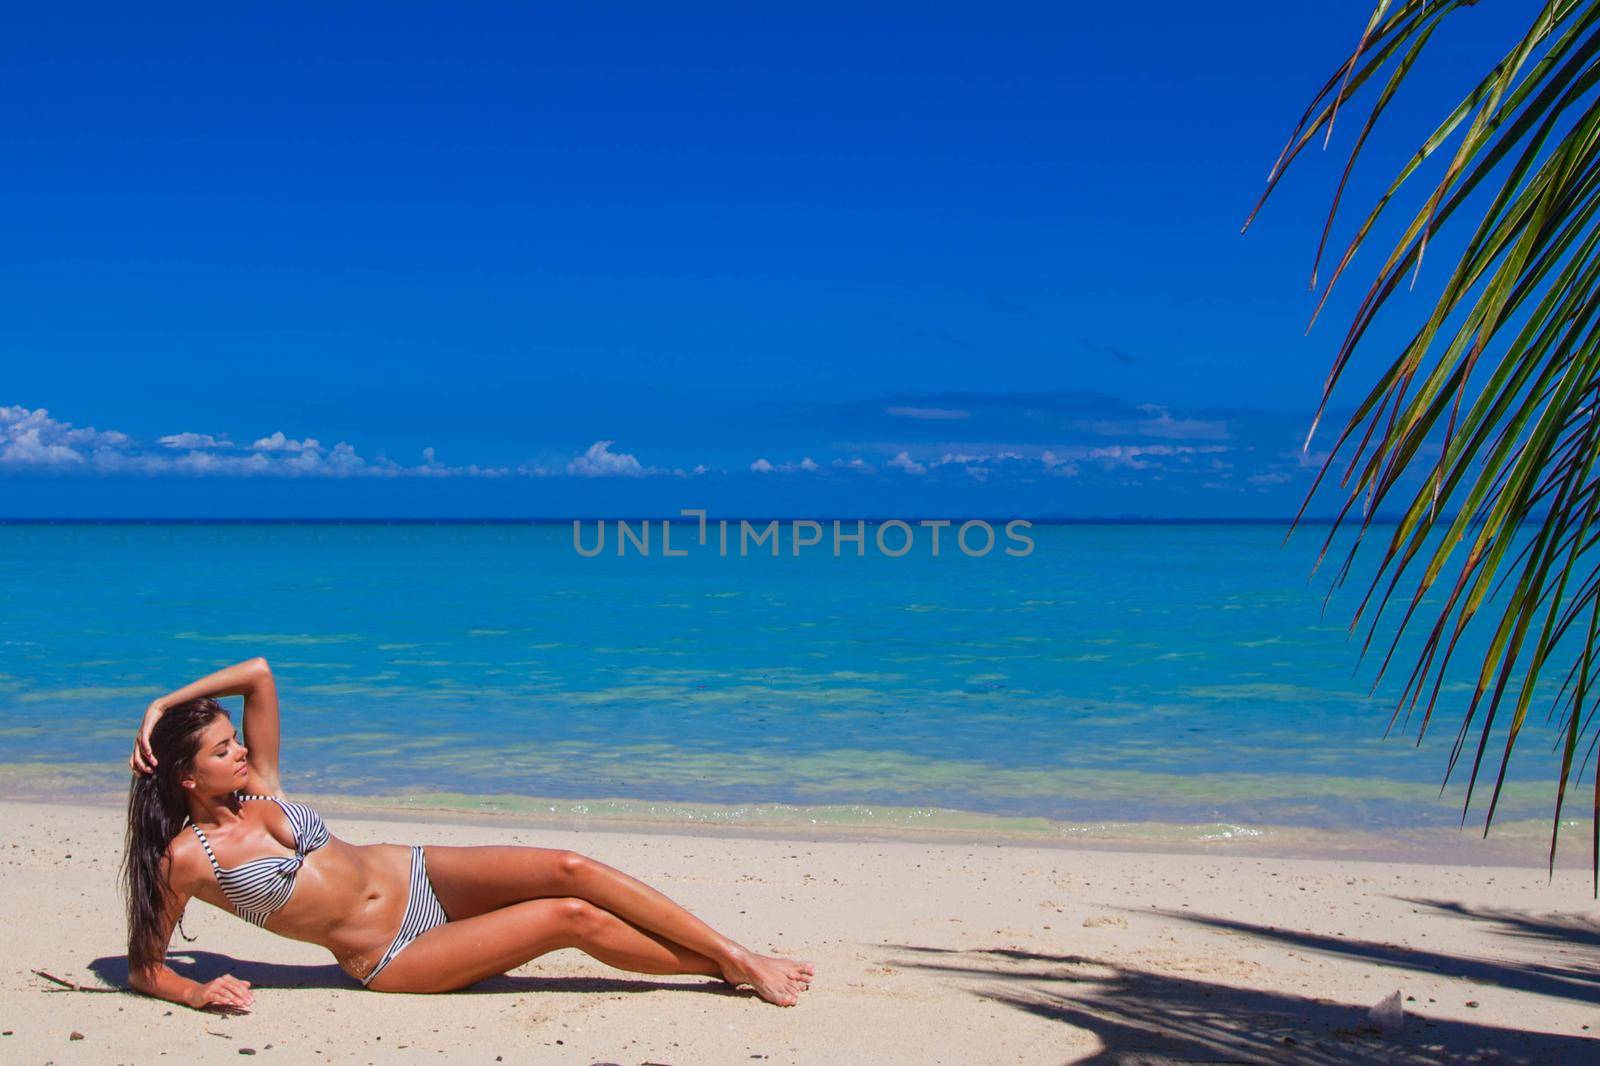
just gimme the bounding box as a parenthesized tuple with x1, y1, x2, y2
(1403, 897, 1600, 950)
(884, 941, 1596, 1064)
(1149, 900, 1600, 1006)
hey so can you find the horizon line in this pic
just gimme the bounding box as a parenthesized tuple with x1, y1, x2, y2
(0, 515, 1434, 525)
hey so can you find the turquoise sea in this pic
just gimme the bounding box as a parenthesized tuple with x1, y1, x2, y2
(0, 521, 1583, 842)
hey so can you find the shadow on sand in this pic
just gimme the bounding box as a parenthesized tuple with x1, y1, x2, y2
(884, 903, 1599, 1066)
(85, 950, 737, 1001)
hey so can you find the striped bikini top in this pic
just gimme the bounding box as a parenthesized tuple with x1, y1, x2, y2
(187, 792, 331, 927)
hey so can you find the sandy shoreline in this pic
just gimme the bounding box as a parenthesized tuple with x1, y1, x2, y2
(7, 771, 1595, 868)
(3, 796, 1598, 1064)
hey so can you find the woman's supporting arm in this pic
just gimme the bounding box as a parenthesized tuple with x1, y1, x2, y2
(130, 960, 205, 1007)
(129, 874, 254, 1011)
(132, 962, 253, 1012)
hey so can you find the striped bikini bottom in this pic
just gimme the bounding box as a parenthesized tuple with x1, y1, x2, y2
(361, 845, 450, 987)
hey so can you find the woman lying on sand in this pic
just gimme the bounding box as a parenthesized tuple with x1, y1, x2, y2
(122, 657, 815, 1011)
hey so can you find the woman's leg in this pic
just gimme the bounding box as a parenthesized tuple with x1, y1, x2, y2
(421, 844, 814, 1005)
(366, 895, 809, 1005)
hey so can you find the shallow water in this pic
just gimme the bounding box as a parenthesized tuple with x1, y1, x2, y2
(0, 520, 1583, 838)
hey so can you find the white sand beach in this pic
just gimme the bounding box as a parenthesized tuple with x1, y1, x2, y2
(3, 796, 1598, 1064)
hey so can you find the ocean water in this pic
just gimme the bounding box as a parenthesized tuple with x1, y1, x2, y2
(0, 520, 1584, 838)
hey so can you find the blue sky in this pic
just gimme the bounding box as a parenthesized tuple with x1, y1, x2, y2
(0, 2, 1530, 518)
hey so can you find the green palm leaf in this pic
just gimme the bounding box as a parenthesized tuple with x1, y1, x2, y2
(1248, 0, 1600, 889)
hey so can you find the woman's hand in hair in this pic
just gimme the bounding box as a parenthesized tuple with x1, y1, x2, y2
(184, 973, 254, 1012)
(130, 698, 168, 776)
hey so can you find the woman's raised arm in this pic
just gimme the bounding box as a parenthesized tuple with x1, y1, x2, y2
(132, 658, 281, 791)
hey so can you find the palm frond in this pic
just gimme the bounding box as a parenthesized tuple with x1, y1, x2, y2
(1247, 0, 1600, 888)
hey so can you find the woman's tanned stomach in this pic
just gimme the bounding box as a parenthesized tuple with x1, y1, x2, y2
(271, 839, 416, 982)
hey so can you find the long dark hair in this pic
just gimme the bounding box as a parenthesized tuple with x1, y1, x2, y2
(120, 697, 228, 975)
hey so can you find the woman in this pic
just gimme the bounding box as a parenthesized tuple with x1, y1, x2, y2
(122, 657, 815, 1011)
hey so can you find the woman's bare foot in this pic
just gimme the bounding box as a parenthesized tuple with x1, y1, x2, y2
(720, 947, 816, 1006)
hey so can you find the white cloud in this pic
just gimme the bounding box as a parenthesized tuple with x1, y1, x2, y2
(0, 404, 515, 478)
(1039, 451, 1081, 478)
(1076, 403, 1228, 441)
(1060, 443, 1230, 471)
(914, 449, 1032, 481)
(886, 406, 971, 421)
(251, 431, 321, 453)
(931, 450, 1024, 467)
(834, 440, 1237, 481)
(555, 440, 693, 478)
(6, 401, 1279, 490)
(887, 451, 927, 475)
(751, 456, 819, 474)
(1086, 445, 1156, 470)
(568, 440, 648, 478)
(874, 441, 1224, 478)
(0, 405, 130, 470)
(158, 432, 231, 450)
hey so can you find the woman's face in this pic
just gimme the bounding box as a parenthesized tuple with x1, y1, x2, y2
(184, 715, 250, 795)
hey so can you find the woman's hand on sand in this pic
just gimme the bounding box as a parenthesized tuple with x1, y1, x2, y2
(129, 699, 167, 775)
(184, 974, 253, 1012)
